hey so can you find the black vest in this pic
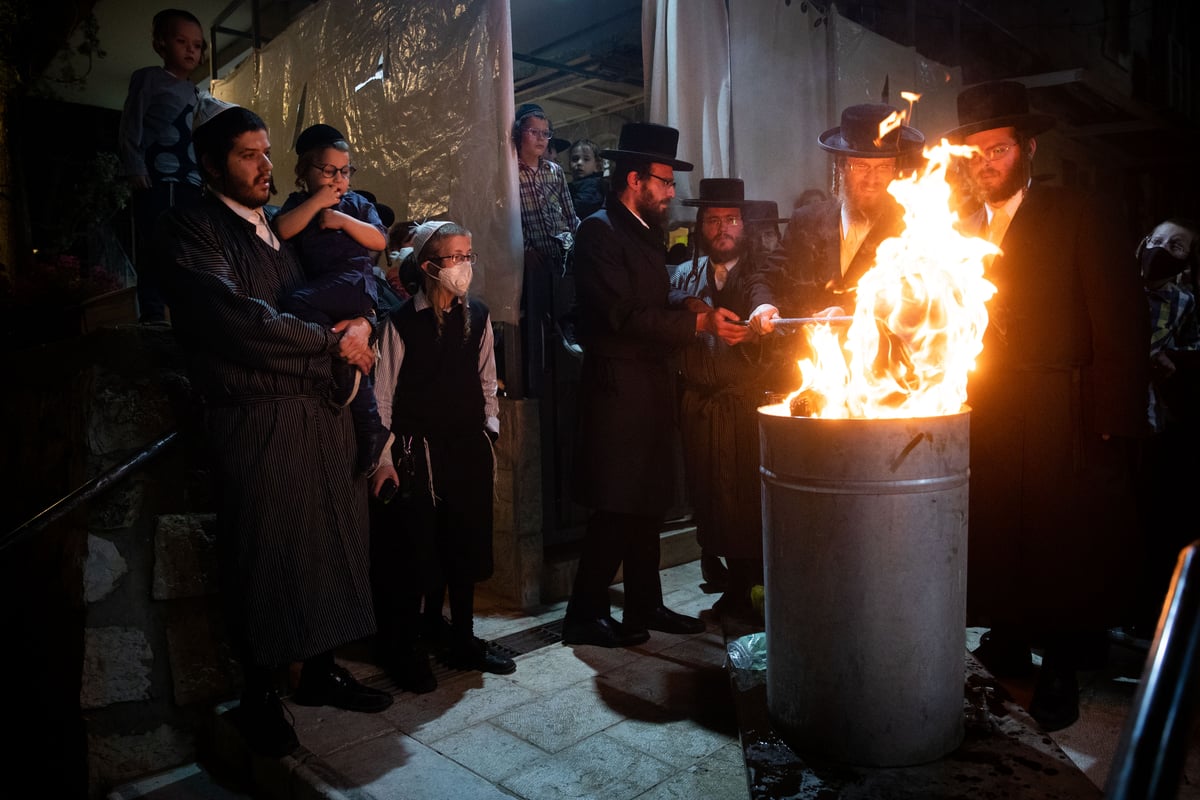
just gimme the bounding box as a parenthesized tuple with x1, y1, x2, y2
(389, 297, 489, 436)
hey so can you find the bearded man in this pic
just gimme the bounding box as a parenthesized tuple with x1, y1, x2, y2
(945, 81, 1146, 732)
(671, 179, 779, 617)
(157, 101, 392, 757)
(564, 124, 752, 648)
(760, 103, 925, 322)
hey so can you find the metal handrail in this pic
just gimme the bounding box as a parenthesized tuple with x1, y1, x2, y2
(0, 431, 179, 554)
(1105, 539, 1200, 799)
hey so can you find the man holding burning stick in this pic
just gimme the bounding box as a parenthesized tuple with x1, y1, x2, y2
(670, 179, 779, 617)
(563, 124, 750, 648)
(946, 80, 1147, 731)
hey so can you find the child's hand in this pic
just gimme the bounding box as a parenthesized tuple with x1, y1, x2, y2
(318, 208, 348, 231)
(312, 183, 342, 209)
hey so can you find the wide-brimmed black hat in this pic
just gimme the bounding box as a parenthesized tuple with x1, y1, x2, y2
(549, 136, 570, 153)
(600, 122, 694, 171)
(942, 80, 1055, 141)
(682, 178, 754, 208)
(818, 104, 925, 158)
(296, 123, 346, 154)
(744, 200, 789, 225)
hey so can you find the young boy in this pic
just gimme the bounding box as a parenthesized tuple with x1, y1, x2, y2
(275, 124, 393, 475)
(118, 8, 206, 324)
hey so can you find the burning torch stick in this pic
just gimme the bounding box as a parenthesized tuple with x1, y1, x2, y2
(767, 316, 855, 329)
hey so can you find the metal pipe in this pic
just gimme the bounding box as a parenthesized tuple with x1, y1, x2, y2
(1, 432, 178, 553)
(1105, 540, 1200, 800)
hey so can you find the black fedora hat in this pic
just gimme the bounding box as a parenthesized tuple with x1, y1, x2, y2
(682, 178, 754, 208)
(744, 199, 789, 225)
(295, 123, 346, 154)
(549, 136, 571, 153)
(818, 104, 925, 158)
(943, 80, 1055, 141)
(600, 122, 694, 171)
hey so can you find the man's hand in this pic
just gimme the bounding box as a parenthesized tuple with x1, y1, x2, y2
(1151, 350, 1177, 379)
(699, 306, 751, 345)
(333, 317, 374, 372)
(748, 304, 779, 335)
(370, 463, 398, 498)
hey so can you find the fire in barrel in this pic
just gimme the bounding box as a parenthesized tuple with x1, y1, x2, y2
(759, 123, 996, 766)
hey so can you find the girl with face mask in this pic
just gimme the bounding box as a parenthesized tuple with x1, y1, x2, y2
(367, 220, 510, 691)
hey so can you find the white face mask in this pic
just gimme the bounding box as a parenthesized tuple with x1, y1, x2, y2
(389, 246, 413, 265)
(432, 262, 473, 297)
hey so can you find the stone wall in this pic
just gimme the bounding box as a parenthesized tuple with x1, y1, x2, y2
(1, 326, 550, 797)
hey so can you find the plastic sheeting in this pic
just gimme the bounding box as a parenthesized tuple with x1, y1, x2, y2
(210, 0, 522, 323)
(644, 0, 961, 226)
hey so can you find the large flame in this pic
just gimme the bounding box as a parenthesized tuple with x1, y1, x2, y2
(783, 141, 997, 419)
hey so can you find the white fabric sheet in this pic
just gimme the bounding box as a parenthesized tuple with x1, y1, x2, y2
(210, 0, 522, 323)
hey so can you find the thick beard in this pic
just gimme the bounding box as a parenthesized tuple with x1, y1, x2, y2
(701, 231, 744, 263)
(979, 159, 1029, 205)
(218, 173, 268, 209)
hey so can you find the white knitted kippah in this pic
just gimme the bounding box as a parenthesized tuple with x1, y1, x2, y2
(411, 220, 453, 261)
(192, 93, 238, 133)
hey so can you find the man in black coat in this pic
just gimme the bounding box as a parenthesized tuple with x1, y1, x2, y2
(761, 103, 925, 322)
(564, 123, 750, 648)
(159, 101, 393, 757)
(945, 81, 1147, 732)
(671, 179, 780, 618)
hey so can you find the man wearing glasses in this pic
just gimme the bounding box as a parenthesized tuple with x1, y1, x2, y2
(513, 102, 579, 397)
(944, 80, 1146, 733)
(671, 179, 780, 618)
(564, 124, 748, 648)
(759, 103, 925, 325)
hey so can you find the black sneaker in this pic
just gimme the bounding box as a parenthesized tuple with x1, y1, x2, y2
(236, 689, 299, 758)
(446, 637, 516, 675)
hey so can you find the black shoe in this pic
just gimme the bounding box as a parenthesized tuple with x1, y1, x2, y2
(358, 430, 395, 476)
(713, 591, 759, 621)
(1030, 665, 1080, 732)
(446, 637, 516, 675)
(293, 663, 394, 712)
(624, 605, 707, 635)
(562, 615, 651, 648)
(237, 689, 299, 758)
(384, 649, 437, 694)
(972, 630, 1033, 679)
(331, 363, 361, 407)
(700, 553, 729, 594)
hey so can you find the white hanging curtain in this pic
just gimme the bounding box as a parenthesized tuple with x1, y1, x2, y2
(209, 0, 522, 324)
(641, 1, 960, 220)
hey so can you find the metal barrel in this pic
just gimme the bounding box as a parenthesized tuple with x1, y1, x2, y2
(758, 409, 970, 766)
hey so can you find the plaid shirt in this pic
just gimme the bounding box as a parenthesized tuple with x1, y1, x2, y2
(1148, 281, 1199, 355)
(518, 157, 579, 262)
(1147, 280, 1199, 431)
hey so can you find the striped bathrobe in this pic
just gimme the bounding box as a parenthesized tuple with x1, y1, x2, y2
(158, 196, 376, 668)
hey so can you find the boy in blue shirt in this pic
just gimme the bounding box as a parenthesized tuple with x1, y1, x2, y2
(118, 8, 206, 324)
